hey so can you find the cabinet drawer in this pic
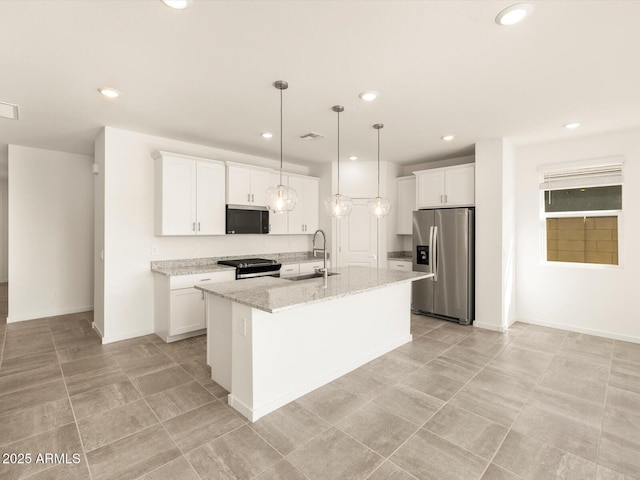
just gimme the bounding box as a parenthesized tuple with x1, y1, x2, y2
(299, 261, 328, 274)
(389, 261, 412, 271)
(169, 270, 235, 290)
(280, 264, 300, 276)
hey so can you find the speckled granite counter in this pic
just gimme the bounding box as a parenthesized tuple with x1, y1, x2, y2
(387, 250, 412, 262)
(151, 251, 329, 276)
(196, 265, 430, 313)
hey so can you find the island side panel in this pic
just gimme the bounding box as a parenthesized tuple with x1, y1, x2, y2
(206, 294, 234, 391)
(229, 282, 412, 421)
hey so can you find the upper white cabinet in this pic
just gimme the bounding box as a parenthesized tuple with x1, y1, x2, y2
(414, 163, 475, 209)
(226, 163, 271, 207)
(396, 176, 416, 235)
(154, 151, 225, 236)
(287, 175, 319, 234)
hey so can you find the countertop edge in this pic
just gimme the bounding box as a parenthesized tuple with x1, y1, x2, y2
(196, 272, 432, 314)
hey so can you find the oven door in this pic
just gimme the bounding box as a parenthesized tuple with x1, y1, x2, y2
(226, 206, 269, 234)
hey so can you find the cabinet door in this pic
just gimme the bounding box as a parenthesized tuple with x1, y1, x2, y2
(249, 169, 271, 207)
(299, 260, 329, 273)
(396, 177, 416, 235)
(304, 177, 320, 233)
(157, 155, 197, 235)
(267, 172, 288, 234)
(196, 161, 226, 235)
(287, 176, 306, 233)
(444, 164, 475, 206)
(416, 170, 445, 208)
(227, 165, 252, 205)
(169, 288, 205, 336)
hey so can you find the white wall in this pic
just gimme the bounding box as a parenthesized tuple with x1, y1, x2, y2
(401, 155, 475, 176)
(8, 145, 94, 322)
(515, 128, 640, 342)
(0, 144, 8, 283)
(99, 127, 313, 343)
(475, 139, 515, 331)
(93, 130, 105, 337)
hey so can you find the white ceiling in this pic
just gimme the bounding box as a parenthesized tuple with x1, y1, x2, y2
(1, 0, 639, 167)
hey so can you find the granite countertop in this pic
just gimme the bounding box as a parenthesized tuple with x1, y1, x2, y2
(151, 251, 329, 276)
(387, 251, 412, 262)
(195, 265, 431, 313)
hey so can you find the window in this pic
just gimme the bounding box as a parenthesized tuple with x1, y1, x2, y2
(541, 162, 623, 266)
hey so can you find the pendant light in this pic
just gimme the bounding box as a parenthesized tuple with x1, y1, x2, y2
(324, 105, 352, 218)
(265, 80, 297, 214)
(367, 124, 391, 217)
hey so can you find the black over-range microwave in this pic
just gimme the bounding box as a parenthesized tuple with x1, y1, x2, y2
(226, 205, 269, 234)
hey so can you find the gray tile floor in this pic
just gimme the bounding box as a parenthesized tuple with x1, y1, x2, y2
(1, 310, 639, 480)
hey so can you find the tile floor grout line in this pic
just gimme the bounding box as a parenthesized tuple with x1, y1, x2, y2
(478, 325, 596, 480)
(313, 319, 511, 480)
(53, 318, 96, 480)
(592, 340, 615, 480)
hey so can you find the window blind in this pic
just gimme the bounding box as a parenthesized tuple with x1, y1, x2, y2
(540, 164, 623, 191)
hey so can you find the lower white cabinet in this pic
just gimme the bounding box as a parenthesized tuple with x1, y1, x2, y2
(279, 264, 300, 276)
(154, 270, 235, 342)
(299, 260, 328, 273)
(388, 260, 412, 271)
(279, 260, 331, 277)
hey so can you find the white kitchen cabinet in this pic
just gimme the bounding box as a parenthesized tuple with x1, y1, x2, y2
(279, 260, 331, 277)
(226, 163, 271, 207)
(279, 264, 300, 276)
(154, 152, 225, 236)
(414, 163, 475, 208)
(396, 176, 416, 235)
(154, 269, 235, 342)
(388, 260, 412, 271)
(287, 175, 320, 234)
(299, 260, 329, 273)
(268, 172, 289, 235)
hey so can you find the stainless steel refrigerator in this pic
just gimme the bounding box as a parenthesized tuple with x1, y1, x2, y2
(412, 208, 475, 325)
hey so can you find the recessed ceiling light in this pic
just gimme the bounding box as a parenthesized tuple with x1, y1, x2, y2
(161, 0, 190, 9)
(0, 101, 19, 120)
(495, 3, 533, 26)
(359, 91, 379, 102)
(564, 122, 581, 130)
(348, 156, 358, 161)
(98, 87, 120, 99)
(261, 132, 273, 139)
(441, 135, 455, 141)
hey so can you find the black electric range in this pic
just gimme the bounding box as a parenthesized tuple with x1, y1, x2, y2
(217, 258, 282, 280)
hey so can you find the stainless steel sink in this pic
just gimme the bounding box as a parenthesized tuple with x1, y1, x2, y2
(281, 272, 340, 281)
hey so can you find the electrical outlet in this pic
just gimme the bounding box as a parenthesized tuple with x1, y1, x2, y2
(240, 318, 247, 336)
(151, 245, 158, 255)
(53, 290, 59, 299)
(195, 243, 200, 252)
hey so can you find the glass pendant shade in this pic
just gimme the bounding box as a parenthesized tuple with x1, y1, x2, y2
(367, 196, 391, 217)
(324, 194, 353, 218)
(266, 80, 297, 214)
(266, 183, 297, 214)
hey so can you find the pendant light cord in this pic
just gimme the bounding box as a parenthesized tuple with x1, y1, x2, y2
(377, 127, 381, 197)
(337, 110, 340, 196)
(279, 87, 283, 185)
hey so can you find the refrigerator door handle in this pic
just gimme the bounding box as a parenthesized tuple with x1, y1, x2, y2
(429, 226, 434, 278)
(432, 225, 438, 281)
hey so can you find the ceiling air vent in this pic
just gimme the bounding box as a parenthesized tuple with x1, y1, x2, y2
(0, 101, 19, 120)
(299, 132, 325, 141)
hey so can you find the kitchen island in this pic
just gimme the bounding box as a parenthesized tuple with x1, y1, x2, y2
(196, 265, 430, 422)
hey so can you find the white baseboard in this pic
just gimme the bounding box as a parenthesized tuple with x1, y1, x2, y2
(6, 305, 94, 324)
(92, 322, 104, 338)
(230, 334, 413, 422)
(517, 316, 640, 345)
(473, 321, 506, 333)
(101, 327, 155, 345)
